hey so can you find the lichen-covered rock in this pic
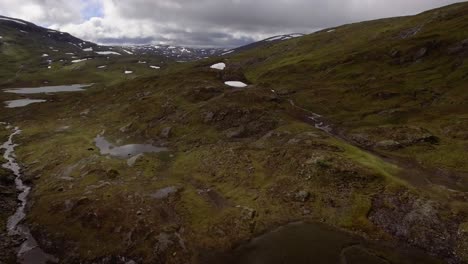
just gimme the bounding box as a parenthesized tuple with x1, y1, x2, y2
(205, 107, 277, 139)
(294, 190, 310, 202)
(369, 191, 460, 262)
(447, 38, 468, 56)
(160, 126, 172, 138)
(375, 140, 401, 150)
(349, 126, 439, 150)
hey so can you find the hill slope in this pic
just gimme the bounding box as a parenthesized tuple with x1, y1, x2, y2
(224, 2, 468, 181)
(0, 15, 224, 87)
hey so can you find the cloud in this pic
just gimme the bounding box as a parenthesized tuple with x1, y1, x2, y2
(0, 0, 85, 25)
(0, 0, 465, 47)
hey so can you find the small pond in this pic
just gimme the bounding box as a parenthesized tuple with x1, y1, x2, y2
(4, 99, 47, 108)
(204, 222, 443, 264)
(3, 84, 92, 94)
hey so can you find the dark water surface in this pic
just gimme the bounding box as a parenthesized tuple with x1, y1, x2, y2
(3, 84, 92, 94)
(204, 222, 443, 264)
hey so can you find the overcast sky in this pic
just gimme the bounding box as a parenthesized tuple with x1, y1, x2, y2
(0, 0, 465, 47)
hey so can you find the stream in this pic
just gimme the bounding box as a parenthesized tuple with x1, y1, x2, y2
(287, 98, 468, 192)
(1, 125, 57, 264)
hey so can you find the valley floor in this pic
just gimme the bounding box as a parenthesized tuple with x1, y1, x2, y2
(0, 64, 466, 263)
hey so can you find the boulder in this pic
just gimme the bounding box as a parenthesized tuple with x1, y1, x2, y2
(295, 190, 310, 202)
(375, 140, 401, 150)
(447, 38, 468, 55)
(413, 47, 428, 61)
(160, 127, 172, 138)
(225, 126, 246, 138)
(369, 192, 459, 261)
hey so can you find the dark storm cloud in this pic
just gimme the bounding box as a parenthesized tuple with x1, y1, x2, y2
(156, 28, 257, 47)
(96, 36, 157, 45)
(111, 0, 466, 31)
(1, 0, 466, 47)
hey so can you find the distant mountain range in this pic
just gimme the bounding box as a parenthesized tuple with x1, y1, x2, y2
(0, 15, 303, 62)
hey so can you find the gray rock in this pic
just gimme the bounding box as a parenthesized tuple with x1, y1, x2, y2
(240, 207, 257, 220)
(160, 127, 172, 138)
(399, 26, 423, 39)
(127, 154, 143, 167)
(295, 191, 310, 202)
(150, 186, 179, 199)
(447, 38, 468, 55)
(375, 140, 401, 150)
(414, 47, 428, 60)
(390, 49, 401, 58)
(369, 192, 459, 261)
(80, 109, 90, 116)
(119, 122, 133, 133)
(203, 112, 215, 123)
(225, 126, 245, 138)
(154, 233, 173, 254)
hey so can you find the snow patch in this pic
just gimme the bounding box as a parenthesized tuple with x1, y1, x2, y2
(83, 47, 93, 52)
(71, 58, 91, 63)
(289, 33, 303, 37)
(265, 34, 303, 42)
(4, 99, 46, 108)
(210, 62, 226, 70)
(266, 36, 284, 42)
(222, 50, 234, 55)
(0, 17, 27, 25)
(96, 51, 121, 55)
(225, 81, 248, 88)
(149, 66, 160, 69)
(124, 70, 133, 74)
(123, 49, 133, 55)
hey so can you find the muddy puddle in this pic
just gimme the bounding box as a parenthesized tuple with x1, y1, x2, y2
(94, 135, 168, 159)
(204, 222, 442, 264)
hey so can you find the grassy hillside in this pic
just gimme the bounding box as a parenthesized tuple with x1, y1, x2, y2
(0, 16, 211, 88)
(223, 2, 468, 183)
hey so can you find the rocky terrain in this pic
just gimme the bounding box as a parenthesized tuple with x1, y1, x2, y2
(0, 2, 467, 264)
